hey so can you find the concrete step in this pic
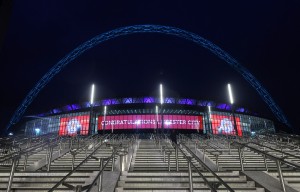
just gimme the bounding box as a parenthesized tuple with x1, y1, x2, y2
(117, 181, 256, 188)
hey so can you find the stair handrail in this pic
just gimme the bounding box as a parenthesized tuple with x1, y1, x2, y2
(177, 142, 234, 192)
(233, 141, 300, 170)
(248, 141, 300, 160)
(48, 135, 107, 192)
(233, 140, 300, 192)
(85, 150, 118, 192)
(0, 134, 58, 160)
(0, 136, 59, 164)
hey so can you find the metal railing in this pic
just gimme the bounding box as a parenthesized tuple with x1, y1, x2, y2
(178, 142, 234, 192)
(85, 145, 129, 192)
(49, 133, 131, 192)
(233, 141, 300, 192)
(249, 141, 300, 160)
(48, 135, 106, 192)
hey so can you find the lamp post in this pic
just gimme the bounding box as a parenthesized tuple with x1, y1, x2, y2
(160, 84, 164, 134)
(89, 84, 95, 135)
(103, 106, 107, 135)
(227, 83, 238, 136)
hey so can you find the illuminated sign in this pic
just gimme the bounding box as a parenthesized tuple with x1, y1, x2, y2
(98, 114, 203, 130)
(58, 115, 89, 136)
(210, 114, 242, 136)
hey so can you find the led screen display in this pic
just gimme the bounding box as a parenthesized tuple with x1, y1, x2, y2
(58, 115, 90, 136)
(98, 115, 203, 130)
(210, 114, 242, 136)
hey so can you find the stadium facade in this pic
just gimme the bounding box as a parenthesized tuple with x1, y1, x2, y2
(24, 96, 275, 136)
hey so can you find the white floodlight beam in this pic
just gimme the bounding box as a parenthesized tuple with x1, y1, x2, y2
(227, 83, 234, 104)
(160, 84, 163, 105)
(90, 84, 95, 105)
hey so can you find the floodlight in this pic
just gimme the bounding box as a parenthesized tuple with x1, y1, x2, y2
(90, 84, 95, 105)
(227, 83, 234, 104)
(160, 84, 163, 105)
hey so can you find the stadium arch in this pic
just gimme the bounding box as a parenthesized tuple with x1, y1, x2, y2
(6, 24, 291, 132)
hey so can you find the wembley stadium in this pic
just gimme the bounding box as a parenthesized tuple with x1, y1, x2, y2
(23, 96, 275, 137)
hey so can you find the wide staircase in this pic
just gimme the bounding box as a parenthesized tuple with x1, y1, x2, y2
(115, 134, 265, 192)
(191, 134, 300, 192)
(0, 133, 134, 191)
(0, 132, 299, 191)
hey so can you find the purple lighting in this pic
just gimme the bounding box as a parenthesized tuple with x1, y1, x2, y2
(236, 108, 245, 112)
(53, 108, 62, 114)
(178, 98, 196, 105)
(123, 98, 133, 104)
(71, 104, 81, 110)
(165, 97, 175, 104)
(102, 99, 112, 106)
(143, 97, 155, 103)
(215, 103, 230, 110)
(82, 102, 90, 108)
(111, 99, 120, 104)
(32, 96, 252, 117)
(62, 105, 72, 111)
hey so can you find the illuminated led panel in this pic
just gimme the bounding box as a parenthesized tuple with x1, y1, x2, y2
(210, 114, 242, 136)
(98, 114, 203, 130)
(58, 115, 90, 136)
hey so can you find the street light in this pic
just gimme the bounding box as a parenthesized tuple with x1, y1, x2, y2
(160, 84, 164, 134)
(227, 83, 238, 136)
(89, 84, 95, 135)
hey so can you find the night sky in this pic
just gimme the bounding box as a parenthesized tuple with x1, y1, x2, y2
(0, 1, 299, 134)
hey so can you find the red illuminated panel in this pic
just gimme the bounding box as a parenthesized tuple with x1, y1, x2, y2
(58, 115, 90, 136)
(210, 115, 242, 136)
(98, 115, 203, 130)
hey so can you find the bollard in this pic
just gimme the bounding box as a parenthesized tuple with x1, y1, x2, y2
(45, 148, 49, 165)
(186, 156, 193, 192)
(85, 146, 88, 159)
(59, 142, 62, 156)
(23, 153, 28, 171)
(70, 139, 73, 150)
(163, 147, 166, 162)
(71, 152, 76, 171)
(166, 151, 172, 172)
(238, 147, 244, 171)
(276, 160, 286, 192)
(47, 146, 53, 172)
(216, 154, 219, 171)
(228, 141, 231, 155)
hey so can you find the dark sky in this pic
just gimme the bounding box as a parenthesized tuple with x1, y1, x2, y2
(0, 0, 299, 134)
